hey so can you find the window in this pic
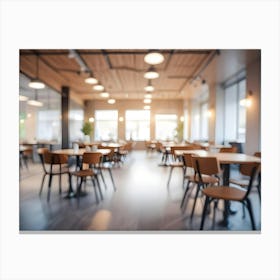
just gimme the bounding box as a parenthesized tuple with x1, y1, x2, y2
(37, 110, 61, 141)
(155, 114, 177, 141)
(125, 110, 150, 140)
(19, 74, 62, 142)
(69, 103, 84, 143)
(224, 79, 246, 142)
(200, 103, 209, 140)
(95, 110, 118, 141)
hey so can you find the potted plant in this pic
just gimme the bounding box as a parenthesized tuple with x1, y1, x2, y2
(174, 121, 184, 143)
(81, 121, 93, 143)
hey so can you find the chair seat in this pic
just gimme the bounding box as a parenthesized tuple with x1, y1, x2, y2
(202, 186, 246, 201)
(46, 165, 69, 175)
(72, 169, 95, 177)
(186, 174, 219, 184)
(170, 162, 184, 167)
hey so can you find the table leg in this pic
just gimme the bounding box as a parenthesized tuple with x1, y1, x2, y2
(221, 164, 230, 226)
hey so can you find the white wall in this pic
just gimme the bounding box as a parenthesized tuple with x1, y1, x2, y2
(244, 58, 261, 155)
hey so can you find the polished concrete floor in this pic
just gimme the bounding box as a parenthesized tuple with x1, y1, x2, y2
(19, 150, 261, 232)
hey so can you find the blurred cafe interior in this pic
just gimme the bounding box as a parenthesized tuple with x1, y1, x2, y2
(19, 49, 261, 231)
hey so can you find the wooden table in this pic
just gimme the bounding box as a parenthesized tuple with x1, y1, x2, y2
(175, 150, 261, 226)
(52, 148, 111, 198)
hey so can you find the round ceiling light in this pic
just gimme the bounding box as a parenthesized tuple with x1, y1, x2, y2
(144, 52, 164, 65)
(143, 105, 151, 110)
(100, 92, 110, 98)
(19, 95, 29, 101)
(108, 98, 116, 104)
(144, 85, 154, 92)
(28, 79, 45, 89)
(143, 99, 152, 104)
(144, 93, 152, 99)
(144, 66, 159, 79)
(93, 84, 104, 91)
(27, 99, 43, 107)
(85, 77, 98, 84)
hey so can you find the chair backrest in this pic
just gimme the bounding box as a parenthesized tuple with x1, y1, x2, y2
(254, 152, 261, 158)
(170, 145, 195, 155)
(43, 151, 68, 165)
(192, 156, 221, 177)
(240, 162, 261, 199)
(82, 152, 102, 165)
(182, 153, 196, 168)
(219, 147, 238, 153)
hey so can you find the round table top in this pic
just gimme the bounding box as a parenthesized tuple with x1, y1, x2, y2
(174, 150, 261, 164)
(53, 148, 111, 156)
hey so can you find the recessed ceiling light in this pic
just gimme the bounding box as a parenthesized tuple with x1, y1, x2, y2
(100, 92, 110, 98)
(108, 98, 116, 104)
(93, 84, 104, 91)
(143, 105, 151, 110)
(144, 52, 164, 65)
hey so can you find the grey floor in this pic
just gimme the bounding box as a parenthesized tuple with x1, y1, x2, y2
(19, 150, 261, 232)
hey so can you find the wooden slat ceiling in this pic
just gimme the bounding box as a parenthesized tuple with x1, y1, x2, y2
(20, 49, 213, 101)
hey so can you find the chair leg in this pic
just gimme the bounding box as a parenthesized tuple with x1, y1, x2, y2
(108, 169, 116, 191)
(256, 175, 261, 202)
(95, 176, 103, 200)
(47, 174, 53, 202)
(91, 177, 99, 204)
(39, 173, 46, 196)
(212, 200, 218, 230)
(200, 196, 210, 230)
(182, 167, 186, 189)
(167, 167, 174, 187)
(245, 198, 256, 230)
(190, 184, 201, 219)
(180, 181, 191, 209)
(59, 174, 62, 194)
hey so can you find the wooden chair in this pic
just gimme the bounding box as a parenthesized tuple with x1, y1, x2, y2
(229, 151, 261, 202)
(20, 147, 33, 169)
(156, 142, 170, 164)
(71, 152, 103, 204)
(198, 158, 260, 230)
(186, 156, 220, 219)
(219, 147, 238, 153)
(38, 149, 71, 202)
(167, 146, 194, 188)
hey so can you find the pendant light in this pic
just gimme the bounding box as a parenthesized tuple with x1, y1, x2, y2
(144, 66, 159, 79)
(93, 84, 105, 91)
(143, 99, 152, 104)
(28, 55, 45, 89)
(100, 92, 110, 98)
(27, 89, 43, 107)
(85, 71, 98, 84)
(144, 93, 152, 99)
(143, 105, 151, 110)
(144, 80, 155, 92)
(108, 98, 116, 104)
(144, 51, 164, 65)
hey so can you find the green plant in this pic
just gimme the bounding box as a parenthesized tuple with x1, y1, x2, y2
(81, 122, 93, 136)
(175, 121, 184, 143)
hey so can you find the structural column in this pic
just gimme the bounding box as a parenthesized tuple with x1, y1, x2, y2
(61, 86, 70, 148)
